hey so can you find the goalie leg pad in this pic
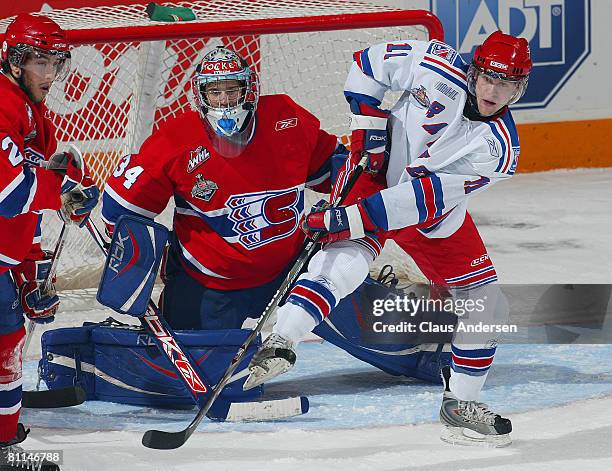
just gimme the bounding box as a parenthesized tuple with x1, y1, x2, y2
(97, 215, 169, 317)
(38, 319, 263, 408)
(314, 276, 451, 384)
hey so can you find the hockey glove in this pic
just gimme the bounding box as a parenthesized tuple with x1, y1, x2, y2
(49, 145, 100, 227)
(12, 251, 59, 324)
(59, 177, 100, 227)
(349, 103, 389, 174)
(302, 200, 378, 243)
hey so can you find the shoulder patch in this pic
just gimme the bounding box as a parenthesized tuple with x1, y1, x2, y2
(427, 41, 458, 64)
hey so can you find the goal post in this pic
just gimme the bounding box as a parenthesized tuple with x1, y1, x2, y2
(0, 1, 442, 291)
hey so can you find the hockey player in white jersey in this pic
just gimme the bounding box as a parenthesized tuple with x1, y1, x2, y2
(246, 31, 532, 447)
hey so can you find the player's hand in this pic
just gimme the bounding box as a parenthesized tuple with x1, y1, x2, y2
(12, 251, 59, 324)
(302, 201, 378, 243)
(49, 145, 100, 226)
(48, 145, 88, 192)
(349, 105, 389, 175)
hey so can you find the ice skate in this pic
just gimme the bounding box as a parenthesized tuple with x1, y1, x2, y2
(0, 424, 60, 470)
(439, 366, 512, 448)
(243, 333, 296, 390)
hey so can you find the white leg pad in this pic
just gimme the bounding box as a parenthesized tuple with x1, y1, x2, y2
(274, 240, 374, 345)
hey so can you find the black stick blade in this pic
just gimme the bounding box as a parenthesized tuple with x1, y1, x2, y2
(142, 429, 191, 450)
(22, 386, 87, 408)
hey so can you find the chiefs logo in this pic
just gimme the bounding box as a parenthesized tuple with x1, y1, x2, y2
(226, 187, 303, 249)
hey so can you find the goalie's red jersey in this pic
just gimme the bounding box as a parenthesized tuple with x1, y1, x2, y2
(102, 94, 338, 289)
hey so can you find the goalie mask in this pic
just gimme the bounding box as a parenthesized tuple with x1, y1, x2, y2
(192, 47, 259, 158)
(2, 13, 71, 82)
(467, 31, 532, 113)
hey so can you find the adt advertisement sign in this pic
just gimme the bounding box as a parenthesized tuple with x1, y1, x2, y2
(431, 0, 591, 109)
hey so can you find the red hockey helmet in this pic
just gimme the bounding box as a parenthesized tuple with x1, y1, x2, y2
(467, 31, 532, 105)
(2, 13, 71, 80)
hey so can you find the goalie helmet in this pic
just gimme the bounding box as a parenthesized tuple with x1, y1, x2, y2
(467, 30, 532, 105)
(1, 13, 71, 81)
(191, 46, 259, 157)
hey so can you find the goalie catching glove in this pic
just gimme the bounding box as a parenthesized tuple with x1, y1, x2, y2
(12, 250, 59, 323)
(302, 199, 378, 244)
(47, 144, 100, 227)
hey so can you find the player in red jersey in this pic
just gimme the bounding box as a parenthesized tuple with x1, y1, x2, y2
(101, 46, 343, 330)
(0, 13, 99, 470)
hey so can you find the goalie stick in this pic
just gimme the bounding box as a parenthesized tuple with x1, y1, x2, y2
(141, 154, 368, 450)
(21, 223, 88, 409)
(85, 220, 308, 426)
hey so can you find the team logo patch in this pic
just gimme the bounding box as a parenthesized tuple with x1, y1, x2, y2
(191, 174, 218, 202)
(187, 145, 210, 173)
(429, 42, 458, 63)
(485, 137, 500, 158)
(226, 187, 303, 250)
(275, 117, 298, 131)
(409, 85, 431, 109)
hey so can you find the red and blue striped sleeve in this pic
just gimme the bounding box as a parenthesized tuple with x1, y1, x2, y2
(361, 172, 497, 231)
(0, 113, 62, 218)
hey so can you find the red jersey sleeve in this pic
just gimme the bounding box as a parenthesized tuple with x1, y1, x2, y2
(101, 128, 175, 227)
(0, 95, 62, 218)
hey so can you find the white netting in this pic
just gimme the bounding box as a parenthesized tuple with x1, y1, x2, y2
(0, 1, 439, 292)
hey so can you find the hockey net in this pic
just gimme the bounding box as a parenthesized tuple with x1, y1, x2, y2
(0, 1, 442, 298)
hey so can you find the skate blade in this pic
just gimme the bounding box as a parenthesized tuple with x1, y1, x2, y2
(243, 359, 293, 390)
(440, 426, 512, 448)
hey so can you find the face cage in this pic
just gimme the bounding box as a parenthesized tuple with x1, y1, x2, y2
(192, 69, 259, 114)
(8, 44, 71, 81)
(467, 64, 528, 105)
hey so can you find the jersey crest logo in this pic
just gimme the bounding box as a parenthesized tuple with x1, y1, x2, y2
(429, 42, 457, 64)
(409, 85, 431, 109)
(275, 117, 298, 131)
(226, 187, 303, 250)
(191, 174, 218, 202)
(187, 146, 210, 173)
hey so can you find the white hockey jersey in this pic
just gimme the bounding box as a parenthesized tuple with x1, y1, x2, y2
(345, 39, 519, 238)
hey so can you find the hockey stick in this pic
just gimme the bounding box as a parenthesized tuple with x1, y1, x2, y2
(21, 223, 88, 408)
(85, 220, 308, 425)
(22, 223, 69, 353)
(142, 154, 368, 449)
